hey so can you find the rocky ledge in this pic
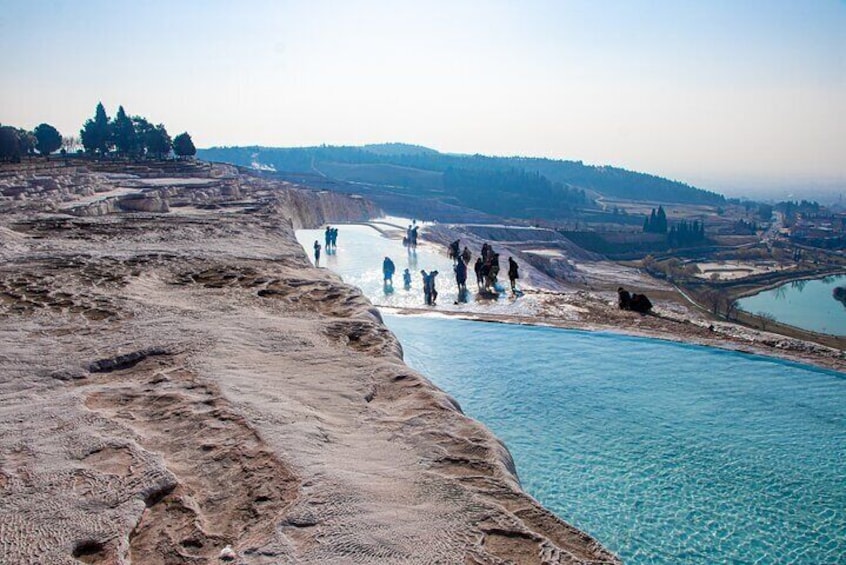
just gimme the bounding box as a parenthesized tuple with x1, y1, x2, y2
(0, 159, 619, 564)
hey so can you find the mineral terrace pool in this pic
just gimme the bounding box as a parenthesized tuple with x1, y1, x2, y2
(386, 316, 846, 564)
(298, 222, 846, 564)
(295, 223, 539, 316)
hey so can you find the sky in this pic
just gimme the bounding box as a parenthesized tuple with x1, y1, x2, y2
(1, 0, 844, 197)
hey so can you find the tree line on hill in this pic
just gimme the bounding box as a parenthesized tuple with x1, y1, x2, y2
(642, 205, 706, 246)
(642, 206, 668, 233)
(442, 167, 589, 218)
(0, 102, 196, 163)
(199, 144, 726, 207)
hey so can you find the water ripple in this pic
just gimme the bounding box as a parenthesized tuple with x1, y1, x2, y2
(387, 316, 846, 565)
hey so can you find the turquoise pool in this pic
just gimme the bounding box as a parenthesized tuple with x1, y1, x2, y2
(298, 224, 846, 564)
(737, 275, 846, 336)
(384, 316, 846, 564)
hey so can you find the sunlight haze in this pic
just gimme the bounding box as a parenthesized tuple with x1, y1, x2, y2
(2, 0, 844, 195)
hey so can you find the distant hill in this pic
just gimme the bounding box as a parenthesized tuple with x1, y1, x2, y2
(198, 144, 725, 221)
(361, 143, 440, 156)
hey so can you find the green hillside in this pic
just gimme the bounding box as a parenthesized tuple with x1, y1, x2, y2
(198, 144, 725, 221)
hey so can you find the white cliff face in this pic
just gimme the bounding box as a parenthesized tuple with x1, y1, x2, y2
(0, 159, 620, 565)
(0, 160, 380, 225)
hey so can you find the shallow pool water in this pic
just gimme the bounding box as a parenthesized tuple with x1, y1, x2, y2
(384, 317, 846, 565)
(296, 223, 539, 316)
(737, 275, 846, 336)
(297, 224, 846, 564)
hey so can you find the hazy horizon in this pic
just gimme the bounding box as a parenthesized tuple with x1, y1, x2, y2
(2, 1, 844, 197)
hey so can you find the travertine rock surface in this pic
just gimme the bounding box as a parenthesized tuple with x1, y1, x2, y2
(0, 160, 619, 564)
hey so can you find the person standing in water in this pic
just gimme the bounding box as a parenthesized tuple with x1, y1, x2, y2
(474, 257, 483, 290)
(461, 246, 472, 265)
(402, 268, 412, 290)
(454, 258, 467, 296)
(313, 240, 321, 265)
(428, 270, 439, 305)
(382, 256, 396, 285)
(420, 270, 431, 305)
(508, 256, 519, 295)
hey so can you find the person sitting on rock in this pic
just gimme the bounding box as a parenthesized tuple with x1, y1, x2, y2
(630, 293, 652, 313)
(618, 287, 631, 310)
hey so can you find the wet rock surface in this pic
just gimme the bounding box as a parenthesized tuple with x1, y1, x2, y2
(0, 160, 619, 564)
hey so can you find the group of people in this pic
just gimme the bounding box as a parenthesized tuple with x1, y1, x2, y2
(413, 239, 523, 302)
(403, 223, 420, 250)
(617, 286, 652, 313)
(455, 241, 520, 296)
(313, 227, 340, 265)
(383, 254, 440, 305)
(324, 226, 339, 252)
(319, 223, 522, 307)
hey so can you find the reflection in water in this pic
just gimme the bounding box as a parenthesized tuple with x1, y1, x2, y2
(737, 274, 846, 335)
(295, 224, 539, 317)
(833, 286, 846, 308)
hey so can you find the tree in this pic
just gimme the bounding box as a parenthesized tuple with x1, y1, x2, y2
(0, 126, 21, 162)
(656, 205, 668, 233)
(62, 136, 80, 154)
(724, 296, 738, 320)
(80, 102, 111, 155)
(145, 124, 172, 158)
(16, 129, 36, 155)
(702, 288, 726, 315)
(643, 206, 669, 234)
(173, 132, 196, 157)
(34, 123, 62, 155)
(131, 116, 154, 156)
(757, 311, 776, 331)
(110, 105, 138, 156)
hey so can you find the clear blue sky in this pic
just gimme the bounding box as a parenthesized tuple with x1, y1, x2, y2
(1, 0, 844, 195)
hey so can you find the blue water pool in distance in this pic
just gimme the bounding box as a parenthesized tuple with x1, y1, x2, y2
(384, 315, 846, 564)
(737, 275, 846, 336)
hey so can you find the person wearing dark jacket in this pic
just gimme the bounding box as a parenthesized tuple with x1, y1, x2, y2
(508, 257, 519, 295)
(382, 257, 395, 285)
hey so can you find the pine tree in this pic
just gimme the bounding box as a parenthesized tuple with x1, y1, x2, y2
(656, 206, 668, 233)
(111, 105, 138, 156)
(80, 102, 111, 155)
